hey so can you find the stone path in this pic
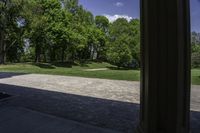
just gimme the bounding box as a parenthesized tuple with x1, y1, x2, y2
(0, 72, 199, 133)
(0, 73, 140, 104)
(84, 68, 109, 71)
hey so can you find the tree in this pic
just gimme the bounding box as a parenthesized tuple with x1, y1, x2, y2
(61, 0, 79, 14)
(0, 0, 24, 64)
(25, 0, 70, 62)
(107, 18, 140, 68)
(95, 16, 109, 33)
(107, 34, 133, 68)
(62, 0, 94, 61)
(0, 0, 141, 67)
(128, 19, 140, 67)
(85, 26, 105, 60)
(94, 16, 109, 60)
(191, 32, 200, 68)
(109, 18, 130, 40)
(22, 0, 49, 62)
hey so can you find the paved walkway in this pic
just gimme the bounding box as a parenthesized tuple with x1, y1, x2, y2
(0, 73, 140, 103)
(0, 72, 199, 132)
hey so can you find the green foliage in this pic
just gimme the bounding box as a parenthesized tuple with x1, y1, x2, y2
(0, 0, 24, 64)
(107, 35, 133, 68)
(0, 0, 141, 69)
(191, 32, 200, 68)
(95, 16, 109, 33)
(107, 18, 140, 68)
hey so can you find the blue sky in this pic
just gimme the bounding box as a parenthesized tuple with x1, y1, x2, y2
(79, 0, 200, 32)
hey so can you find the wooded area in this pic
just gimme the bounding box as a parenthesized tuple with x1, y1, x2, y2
(0, 0, 199, 68)
(192, 32, 200, 68)
(0, 0, 140, 68)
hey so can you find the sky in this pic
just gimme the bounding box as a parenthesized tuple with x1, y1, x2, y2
(79, 0, 200, 32)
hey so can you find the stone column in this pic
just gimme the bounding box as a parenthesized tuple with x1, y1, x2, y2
(137, 0, 191, 133)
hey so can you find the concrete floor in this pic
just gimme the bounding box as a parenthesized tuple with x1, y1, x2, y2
(0, 73, 140, 103)
(0, 106, 120, 133)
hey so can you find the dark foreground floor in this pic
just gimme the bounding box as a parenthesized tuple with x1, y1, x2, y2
(0, 83, 139, 133)
(0, 106, 120, 133)
(0, 82, 199, 133)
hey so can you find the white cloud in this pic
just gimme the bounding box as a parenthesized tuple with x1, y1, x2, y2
(104, 14, 133, 23)
(114, 2, 124, 7)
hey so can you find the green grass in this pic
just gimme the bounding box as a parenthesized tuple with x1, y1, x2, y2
(0, 62, 140, 81)
(0, 62, 199, 85)
(192, 69, 200, 85)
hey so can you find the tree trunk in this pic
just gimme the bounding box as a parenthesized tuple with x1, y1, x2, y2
(43, 52, 47, 63)
(50, 48, 56, 62)
(35, 44, 41, 63)
(61, 47, 65, 63)
(0, 52, 6, 64)
(35, 54, 39, 63)
(0, 31, 6, 64)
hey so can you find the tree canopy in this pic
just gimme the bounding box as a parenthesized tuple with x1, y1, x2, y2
(0, 0, 141, 68)
(191, 32, 200, 68)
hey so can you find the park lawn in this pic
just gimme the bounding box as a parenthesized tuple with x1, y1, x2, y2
(0, 62, 140, 81)
(192, 69, 200, 85)
(0, 62, 199, 85)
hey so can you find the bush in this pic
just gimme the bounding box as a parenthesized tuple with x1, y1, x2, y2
(192, 52, 200, 68)
(107, 42, 132, 68)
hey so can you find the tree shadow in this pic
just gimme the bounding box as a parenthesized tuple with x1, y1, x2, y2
(51, 62, 79, 68)
(107, 66, 133, 70)
(78, 60, 92, 67)
(79, 63, 89, 67)
(31, 63, 56, 69)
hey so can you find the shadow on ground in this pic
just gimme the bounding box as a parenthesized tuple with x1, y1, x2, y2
(0, 82, 199, 133)
(51, 62, 79, 68)
(0, 72, 27, 79)
(106, 66, 140, 71)
(191, 111, 200, 132)
(31, 63, 56, 69)
(0, 83, 139, 133)
(107, 66, 131, 70)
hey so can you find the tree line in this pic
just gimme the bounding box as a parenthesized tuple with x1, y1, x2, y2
(0, 0, 140, 68)
(191, 32, 200, 68)
(1, 0, 199, 69)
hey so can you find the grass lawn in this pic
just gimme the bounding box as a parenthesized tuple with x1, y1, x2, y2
(0, 62, 199, 85)
(192, 69, 200, 85)
(0, 62, 140, 81)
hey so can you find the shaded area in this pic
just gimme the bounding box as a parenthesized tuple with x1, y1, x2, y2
(0, 72, 27, 79)
(0, 79, 199, 132)
(107, 66, 132, 70)
(31, 63, 56, 69)
(51, 62, 79, 68)
(0, 106, 119, 133)
(191, 111, 200, 133)
(0, 83, 139, 133)
(0, 92, 11, 100)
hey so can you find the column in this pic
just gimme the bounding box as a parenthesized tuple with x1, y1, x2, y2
(137, 0, 191, 133)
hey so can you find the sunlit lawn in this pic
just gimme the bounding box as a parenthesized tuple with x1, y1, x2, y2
(192, 68, 200, 85)
(0, 62, 199, 85)
(0, 62, 140, 81)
